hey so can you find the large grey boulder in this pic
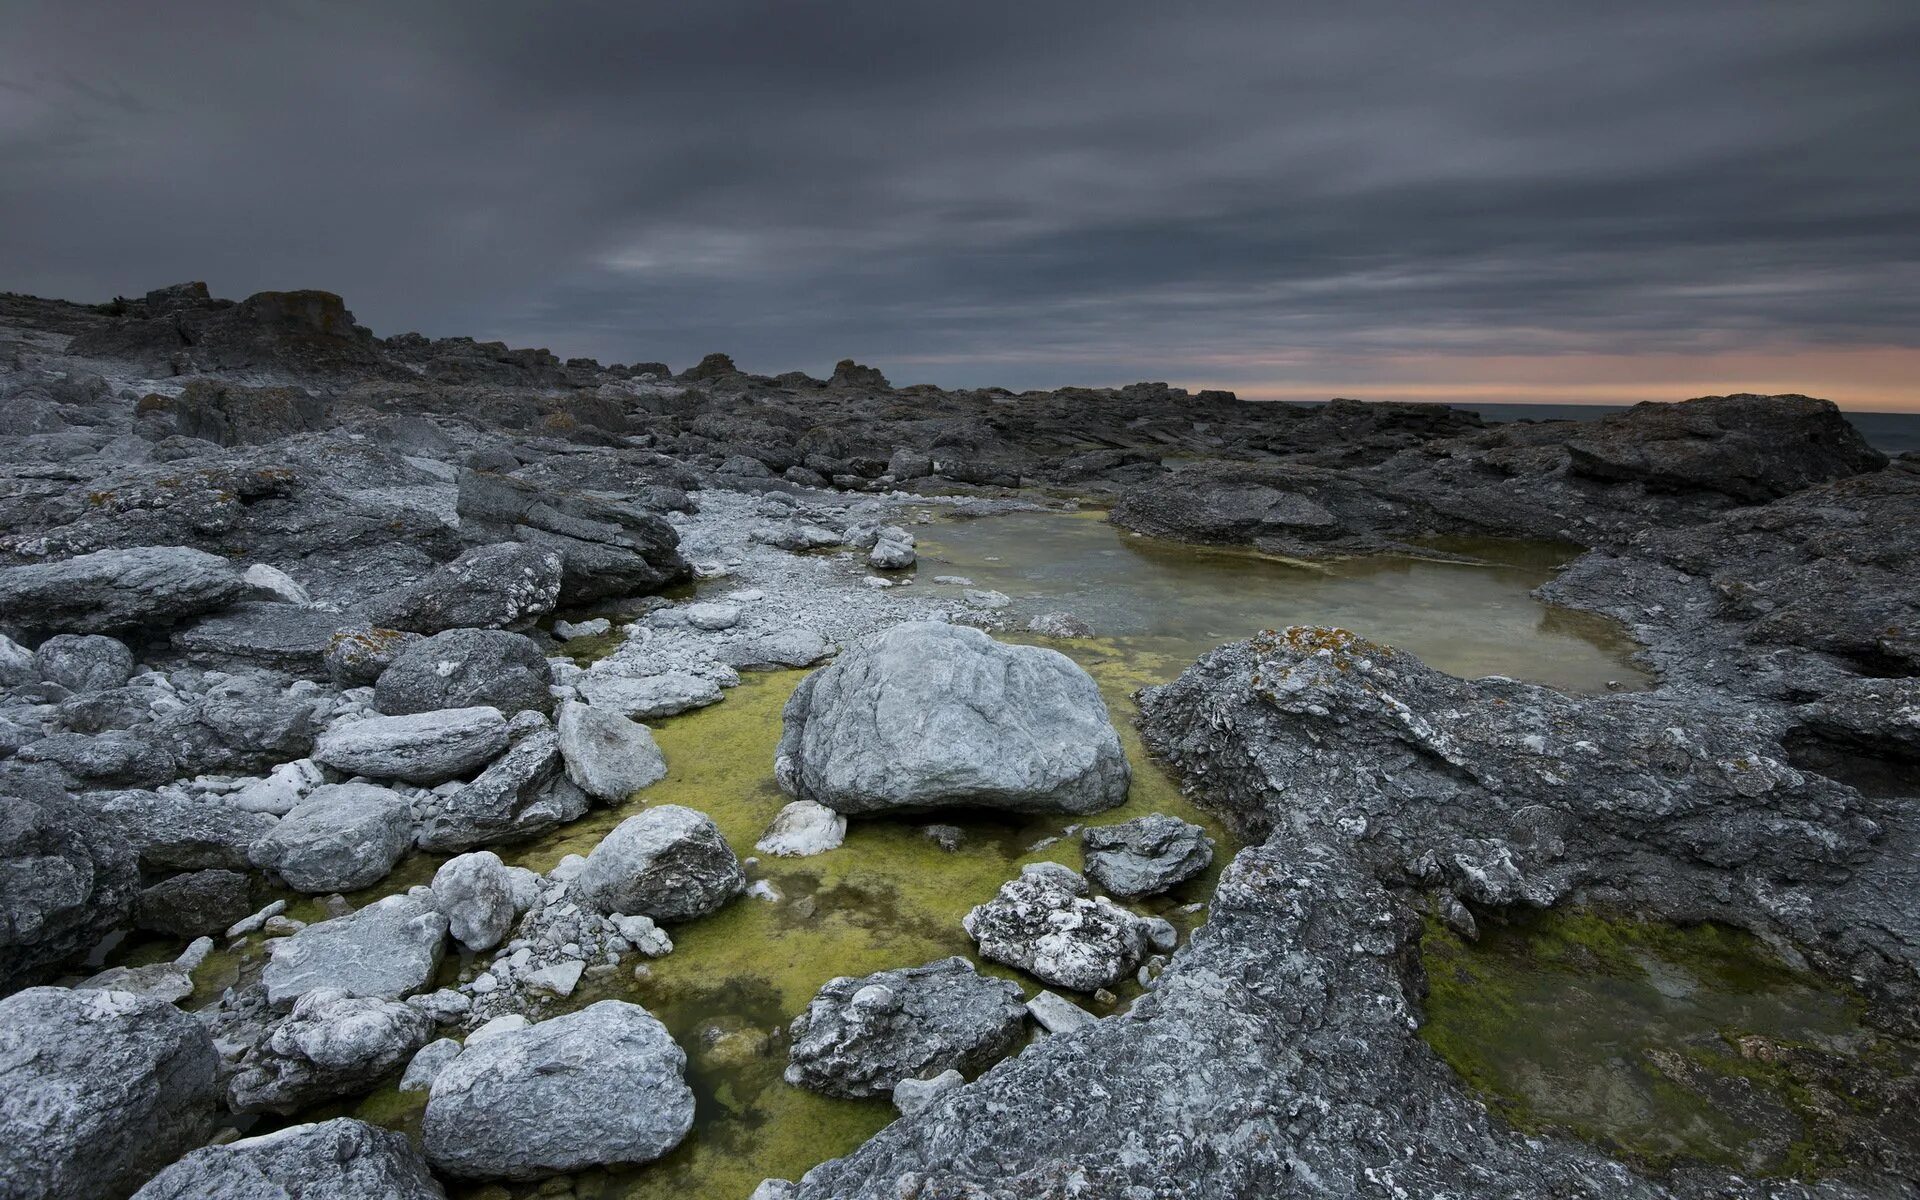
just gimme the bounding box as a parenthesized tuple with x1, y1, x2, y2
(135, 869, 253, 938)
(1, 788, 139, 992)
(413, 720, 589, 852)
(0, 986, 219, 1200)
(555, 699, 667, 801)
(76, 788, 278, 872)
(374, 627, 554, 717)
(32, 634, 135, 693)
(171, 604, 348, 674)
(454, 470, 690, 605)
(311, 706, 509, 784)
(131, 1118, 447, 1200)
(422, 1000, 694, 1180)
(785, 957, 1027, 1098)
(16, 730, 175, 788)
(0, 546, 248, 634)
(1081, 813, 1215, 897)
(262, 892, 448, 1009)
(775, 622, 1129, 815)
(430, 850, 517, 952)
(573, 805, 744, 922)
(228, 988, 435, 1113)
(962, 863, 1153, 992)
(359, 542, 564, 635)
(248, 783, 413, 892)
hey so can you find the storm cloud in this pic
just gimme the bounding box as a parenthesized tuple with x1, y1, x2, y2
(4, 1, 1917, 403)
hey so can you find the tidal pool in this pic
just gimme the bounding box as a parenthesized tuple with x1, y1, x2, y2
(1420, 910, 1919, 1179)
(183, 506, 1668, 1197)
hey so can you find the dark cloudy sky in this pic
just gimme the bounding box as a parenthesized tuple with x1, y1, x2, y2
(5, 2, 1918, 409)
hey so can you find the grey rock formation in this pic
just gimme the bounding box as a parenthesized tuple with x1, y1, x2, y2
(0, 545, 248, 633)
(172, 603, 348, 673)
(399, 1038, 463, 1093)
(228, 988, 435, 1113)
(1025, 989, 1096, 1034)
(76, 787, 278, 872)
(721, 627, 834, 669)
(422, 1000, 695, 1180)
(32, 633, 135, 693)
(775, 622, 1129, 815)
(963, 863, 1153, 992)
(785, 956, 1027, 1098)
(248, 782, 414, 892)
(555, 698, 667, 800)
(0, 986, 219, 1200)
(0, 787, 138, 991)
(135, 868, 253, 938)
(131, 1117, 447, 1200)
(575, 669, 723, 718)
(262, 892, 448, 1009)
(430, 850, 517, 952)
(374, 627, 554, 717)
(573, 805, 744, 922)
(360, 542, 564, 634)
(310, 706, 509, 784)
(413, 720, 588, 852)
(16, 730, 175, 788)
(454, 469, 690, 604)
(1080, 813, 1214, 897)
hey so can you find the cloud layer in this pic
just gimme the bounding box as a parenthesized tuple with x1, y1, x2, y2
(4, 2, 1917, 406)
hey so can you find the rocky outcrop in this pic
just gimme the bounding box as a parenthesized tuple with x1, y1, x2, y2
(785, 957, 1027, 1097)
(455, 469, 690, 604)
(422, 1000, 695, 1180)
(413, 718, 588, 852)
(0, 546, 248, 633)
(359, 543, 564, 635)
(131, 1118, 447, 1200)
(775, 622, 1130, 815)
(0, 986, 220, 1200)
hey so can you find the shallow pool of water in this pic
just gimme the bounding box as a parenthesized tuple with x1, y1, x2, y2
(917, 509, 1650, 693)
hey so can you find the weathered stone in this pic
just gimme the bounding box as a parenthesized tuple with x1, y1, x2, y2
(0, 546, 248, 634)
(755, 799, 846, 857)
(262, 893, 448, 1009)
(555, 699, 667, 801)
(574, 805, 744, 922)
(0, 788, 139, 992)
(311, 706, 509, 784)
(322, 625, 423, 686)
(229, 988, 434, 1114)
(248, 783, 413, 892)
(16, 730, 175, 788)
(892, 1068, 963, 1116)
(374, 627, 554, 717)
(76, 787, 278, 872)
(422, 1000, 694, 1180)
(172, 603, 347, 673)
(132, 1117, 447, 1200)
(399, 1038, 463, 1093)
(359, 541, 565, 635)
(785, 957, 1027, 1098)
(963, 863, 1152, 992)
(32, 634, 134, 693)
(135, 868, 253, 938)
(413, 722, 588, 852)
(430, 850, 517, 952)
(575, 670, 722, 719)
(776, 622, 1129, 815)
(1081, 813, 1215, 897)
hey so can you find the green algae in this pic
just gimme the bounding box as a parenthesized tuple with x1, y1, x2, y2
(1418, 908, 1918, 1178)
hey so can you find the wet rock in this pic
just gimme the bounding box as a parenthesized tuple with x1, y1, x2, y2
(248, 783, 414, 892)
(262, 892, 448, 1009)
(1081, 813, 1215, 897)
(431, 851, 517, 952)
(574, 805, 745, 922)
(422, 1000, 694, 1180)
(322, 625, 424, 686)
(0, 788, 139, 991)
(555, 699, 667, 800)
(229, 988, 434, 1114)
(0, 986, 219, 1200)
(892, 1068, 964, 1116)
(963, 863, 1153, 992)
(575, 669, 723, 718)
(311, 706, 510, 784)
(135, 868, 253, 938)
(359, 541, 565, 635)
(755, 799, 847, 857)
(785, 957, 1027, 1098)
(0, 545, 248, 634)
(32, 634, 135, 693)
(131, 1117, 447, 1200)
(776, 621, 1129, 815)
(77, 787, 277, 872)
(374, 627, 554, 717)
(414, 720, 589, 852)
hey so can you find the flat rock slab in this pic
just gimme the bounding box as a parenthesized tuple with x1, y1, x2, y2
(263, 892, 448, 1009)
(311, 706, 509, 784)
(0, 545, 247, 633)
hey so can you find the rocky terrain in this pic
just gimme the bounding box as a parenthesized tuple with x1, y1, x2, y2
(0, 282, 1913, 1199)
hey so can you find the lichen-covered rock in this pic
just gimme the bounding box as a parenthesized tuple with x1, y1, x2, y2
(248, 783, 413, 892)
(1080, 813, 1214, 897)
(0, 545, 248, 634)
(414, 720, 588, 852)
(573, 805, 744, 922)
(311, 706, 509, 784)
(775, 622, 1129, 815)
(359, 542, 564, 635)
(262, 892, 448, 1009)
(32, 633, 135, 693)
(0, 986, 219, 1200)
(322, 625, 423, 686)
(892, 1068, 963, 1116)
(228, 988, 434, 1114)
(785, 957, 1026, 1098)
(422, 1000, 694, 1180)
(430, 850, 517, 952)
(555, 699, 667, 800)
(374, 627, 554, 717)
(131, 1117, 447, 1200)
(962, 863, 1153, 992)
